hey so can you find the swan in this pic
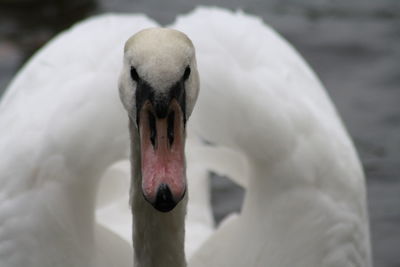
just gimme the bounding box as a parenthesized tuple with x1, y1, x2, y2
(0, 6, 372, 267)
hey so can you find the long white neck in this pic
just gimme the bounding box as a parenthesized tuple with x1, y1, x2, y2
(129, 120, 187, 267)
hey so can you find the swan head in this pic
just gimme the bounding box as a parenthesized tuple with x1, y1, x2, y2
(119, 28, 199, 212)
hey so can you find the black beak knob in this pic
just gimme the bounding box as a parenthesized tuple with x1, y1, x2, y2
(153, 183, 177, 212)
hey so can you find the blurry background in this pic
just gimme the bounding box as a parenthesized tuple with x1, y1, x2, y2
(0, 0, 398, 266)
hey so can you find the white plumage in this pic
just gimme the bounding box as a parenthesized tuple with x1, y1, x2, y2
(0, 7, 371, 267)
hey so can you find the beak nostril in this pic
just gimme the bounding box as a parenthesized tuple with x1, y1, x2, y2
(148, 111, 157, 148)
(167, 111, 175, 146)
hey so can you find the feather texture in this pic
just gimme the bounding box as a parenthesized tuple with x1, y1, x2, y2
(0, 7, 371, 267)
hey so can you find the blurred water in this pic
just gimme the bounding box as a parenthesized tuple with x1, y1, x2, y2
(0, 0, 399, 266)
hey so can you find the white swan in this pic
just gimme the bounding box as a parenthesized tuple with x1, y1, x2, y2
(0, 7, 372, 267)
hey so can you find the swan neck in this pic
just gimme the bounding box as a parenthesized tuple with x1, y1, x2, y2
(129, 119, 187, 267)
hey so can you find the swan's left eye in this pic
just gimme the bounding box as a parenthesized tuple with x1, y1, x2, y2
(183, 66, 190, 81)
(131, 66, 139, 82)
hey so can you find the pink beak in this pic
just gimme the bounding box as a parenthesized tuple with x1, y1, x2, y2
(138, 99, 186, 212)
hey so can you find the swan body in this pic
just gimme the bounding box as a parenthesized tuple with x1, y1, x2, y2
(0, 7, 371, 267)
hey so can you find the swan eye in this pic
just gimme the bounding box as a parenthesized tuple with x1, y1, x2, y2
(130, 66, 140, 82)
(183, 66, 190, 81)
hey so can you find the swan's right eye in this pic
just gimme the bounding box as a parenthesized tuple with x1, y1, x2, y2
(183, 66, 191, 81)
(131, 67, 139, 82)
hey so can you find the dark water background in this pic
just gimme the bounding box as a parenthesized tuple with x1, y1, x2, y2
(0, 0, 399, 266)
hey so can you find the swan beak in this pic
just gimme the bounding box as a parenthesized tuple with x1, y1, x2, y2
(138, 99, 186, 212)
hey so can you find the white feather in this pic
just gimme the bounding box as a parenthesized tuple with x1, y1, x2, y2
(0, 7, 371, 267)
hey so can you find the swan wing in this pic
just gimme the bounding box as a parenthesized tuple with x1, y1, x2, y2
(0, 14, 157, 267)
(172, 7, 372, 267)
